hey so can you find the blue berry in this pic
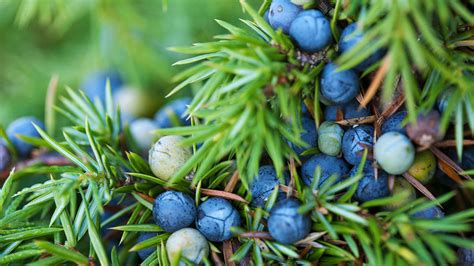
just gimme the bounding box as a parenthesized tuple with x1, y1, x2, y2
(324, 100, 371, 121)
(6, 116, 45, 158)
(301, 101, 312, 118)
(301, 154, 350, 187)
(319, 63, 359, 105)
(412, 206, 445, 219)
(445, 146, 474, 171)
(250, 165, 289, 208)
(437, 88, 454, 114)
(130, 118, 158, 151)
(268, 0, 302, 34)
(349, 165, 389, 202)
(264, 10, 270, 23)
(288, 117, 318, 160)
(153, 191, 197, 233)
(81, 71, 123, 102)
(137, 232, 157, 260)
(154, 98, 191, 128)
(374, 132, 415, 175)
(289, 10, 331, 53)
(457, 244, 474, 265)
(120, 112, 136, 127)
(268, 198, 311, 244)
(342, 125, 374, 165)
(339, 23, 384, 71)
(196, 197, 241, 242)
(381, 111, 407, 135)
(0, 143, 11, 172)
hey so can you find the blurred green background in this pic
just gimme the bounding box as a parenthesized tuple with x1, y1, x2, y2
(0, 0, 258, 125)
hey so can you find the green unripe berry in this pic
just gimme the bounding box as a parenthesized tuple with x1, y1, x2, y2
(385, 178, 416, 210)
(318, 121, 344, 156)
(149, 135, 192, 180)
(166, 228, 209, 265)
(374, 132, 415, 175)
(407, 150, 436, 184)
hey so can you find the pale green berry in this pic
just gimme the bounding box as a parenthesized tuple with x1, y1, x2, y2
(318, 121, 344, 156)
(149, 135, 192, 180)
(374, 132, 415, 175)
(166, 228, 209, 265)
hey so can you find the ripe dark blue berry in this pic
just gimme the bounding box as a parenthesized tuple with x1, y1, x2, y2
(457, 244, 474, 265)
(81, 71, 123, 102)
(324, 100, 371, 121)
(153, 191, 197, 233)
(268, 0, 302, 34)
(154, 98, 191, 128)
(195, 197, 241, 242)
(137, 232, 157, 260)
(339, 23, 384, 71)
(250, 165, 288, 208)
(0, 143, 11, 172)
(446, 146, 474, 171)
(288, 117, 318, 160)
(319, 63, 359, 105)
(301, 154, 350, 187)
(342, 125, 374, 165)
(349, 165, 389, 202)
(411, 206, 445, 219)
(268, 198, 311, 244)
(6, 116, 45, 158)
(381, 111, 407, 135)
(289, 10, 331, 53)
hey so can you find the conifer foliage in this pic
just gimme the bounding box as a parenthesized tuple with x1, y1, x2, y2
(0, 0, 474, 265)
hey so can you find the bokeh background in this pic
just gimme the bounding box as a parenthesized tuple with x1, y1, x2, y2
(0, 0, 258, 125)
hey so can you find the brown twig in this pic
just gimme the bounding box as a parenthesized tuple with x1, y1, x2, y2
(223, 240, 236, 266)
(1, 153, 72, 179)
(402, 172, 439, 205)
(360, 56, 390, 109)
(430, 146, 471, 180)
(380, 86, 405, 118)
(200, 188, 248, 203)
(211, 250, 224, 266)
(239, 231, 273, 240)
(224, 171, 240, 193)
(434, 139, 474, 148)
(280, 185, 299, 197)
(136, 192, 154, 203)
(335, 115, 377, 126)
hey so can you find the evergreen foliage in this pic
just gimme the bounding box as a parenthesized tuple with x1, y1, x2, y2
(0, 0, 473, 265)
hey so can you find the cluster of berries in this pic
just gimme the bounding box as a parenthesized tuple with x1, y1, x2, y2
(141, 0, 474, 254)
(134, 191, 240, 264)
